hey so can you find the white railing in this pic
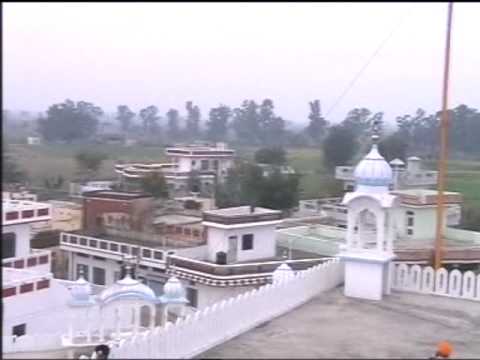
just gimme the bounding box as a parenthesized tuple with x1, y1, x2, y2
(109, 259, 344, 359)
(391, 263, 480, 301)
(2, 333, 62, 353)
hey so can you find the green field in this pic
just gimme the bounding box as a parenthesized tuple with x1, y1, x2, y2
(7, 143, 480, 207)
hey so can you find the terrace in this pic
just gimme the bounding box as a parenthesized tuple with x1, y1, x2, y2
(2, 200, 51, 226)
(203, 206, 283, 226)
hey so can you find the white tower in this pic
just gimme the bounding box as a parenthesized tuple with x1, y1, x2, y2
(338, 129, 398, 301)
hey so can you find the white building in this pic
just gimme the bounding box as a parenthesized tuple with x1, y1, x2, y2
(2, 199, 190, 358)
(69, 180, 116, 198)
(115, 142, 235, 196)
(59, 205, 329, 311)
(335, 156, 438, 191)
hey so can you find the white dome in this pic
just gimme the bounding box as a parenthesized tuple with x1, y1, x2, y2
(99, 273, 157, 305)
(160, 276, 188, 305)
(69, 275, 95, 307)
(353, 144, 392, 188)
(272, 262, 294, 284)
(389, 158, 405, 167)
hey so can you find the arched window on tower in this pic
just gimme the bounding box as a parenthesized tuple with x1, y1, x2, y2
(356, 209, 377, 249)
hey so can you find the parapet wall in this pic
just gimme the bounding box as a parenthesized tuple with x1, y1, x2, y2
(109, 259, 345, 359)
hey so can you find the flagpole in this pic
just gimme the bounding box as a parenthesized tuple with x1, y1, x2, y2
(434, 2, 454, 270)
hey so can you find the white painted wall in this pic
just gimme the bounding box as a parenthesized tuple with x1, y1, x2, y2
(3, 280, 72, 337)
(109, 259, 345, 359)
(194, 283, 256, 310)
(343, 260, 386, 301)
(3, 223, 31, 258)
(206, 224, 277, 263)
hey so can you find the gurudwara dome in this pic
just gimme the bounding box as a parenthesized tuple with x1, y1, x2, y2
(99, 272, 157, 305)
(353, 134, 392, 189)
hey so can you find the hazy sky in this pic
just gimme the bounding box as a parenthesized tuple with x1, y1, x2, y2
(3, 2, 480, 125)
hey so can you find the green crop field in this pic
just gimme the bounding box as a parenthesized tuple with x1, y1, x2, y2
(7, 143, 480, 208)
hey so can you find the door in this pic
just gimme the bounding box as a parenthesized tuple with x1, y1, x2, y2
(227, 236, 238, 263)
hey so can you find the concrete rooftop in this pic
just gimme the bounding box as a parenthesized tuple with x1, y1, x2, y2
(200, 287, 480, 359)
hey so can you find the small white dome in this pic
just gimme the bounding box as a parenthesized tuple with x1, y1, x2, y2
(407, 156, 421, 161)
(389, 158, 405, 167)
(99, 273, 157, 305)
(353, 144, 392, 188)
(160, 276, 188, 305)
(69, 275, 95, 307)
(272, 262, 294, 284)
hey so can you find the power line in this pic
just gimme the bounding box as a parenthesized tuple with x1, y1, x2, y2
(325, 8, 414, 119)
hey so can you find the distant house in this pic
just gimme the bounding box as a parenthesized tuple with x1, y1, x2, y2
(27, 136, 41, 145)
(257, 163, 296, 177)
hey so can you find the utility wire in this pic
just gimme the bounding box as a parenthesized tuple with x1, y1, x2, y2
(325, 8, 414, 119)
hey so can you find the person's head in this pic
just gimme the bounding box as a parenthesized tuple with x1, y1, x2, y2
(436, 341, 453, 358)
(94, 344, 110, 359)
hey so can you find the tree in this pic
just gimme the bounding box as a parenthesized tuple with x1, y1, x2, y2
(232, 100, 260, 145)
(258, 99, 286, 146)
(139, 105, 160, 135)
(206, 105, 231, 141)
(306, 100, 328, 143)
(215, 162, 300, 212)
(254, 147, 287, 165)
(378, 133, 409, 162)
(166, 108, 181, 139)
(2, 143, 27, 184)
(185, 101, 201, 139)
(257, 170, 300, 212)
(74, 150, 107, 179)
(116, 105, 135, 134)
(323, 125, 358, 170)
(37, 99, 102, 142)
(140, 172, 169, 199)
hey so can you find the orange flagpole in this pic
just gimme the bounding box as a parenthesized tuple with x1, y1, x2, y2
(434, 2, 454, 270)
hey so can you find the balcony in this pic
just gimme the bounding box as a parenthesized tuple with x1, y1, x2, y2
(2, 249, 51, 273)
(3, 268, 52, 299)
(60, 232, 171, 268)
(2, 200, 51, 226)
(166, 255, 334, 287)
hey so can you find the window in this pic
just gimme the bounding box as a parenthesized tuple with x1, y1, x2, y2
(142, 249, 152, 258)
(2, 232, 16, 259)
(76, 264, 89, 280)
(407, 229, 414, 236)
(242, 234, 254, 250)
(22, 210, 34, 218)
(213, 160, 219, 169)
(201, 160, 209, 170)
(191, 160, 196, 167)
(92, 267, 106, 285)
(407, 217, 414, 227)
(12, 324, 26, 337)
(38, 208, 49, 216)
(186, 287, 198, 308)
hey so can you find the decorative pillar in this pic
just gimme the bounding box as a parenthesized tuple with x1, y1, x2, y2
(162, 305, 169, 326)
(68, 311, 74, 342)
(115, 307, 121, 340)
(376, 212, 385, 252)
(150, 305, 156, 330)
(346, 210, 355, 249)
(86, 308, 92, 343)
(99, 308, 105, 342)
